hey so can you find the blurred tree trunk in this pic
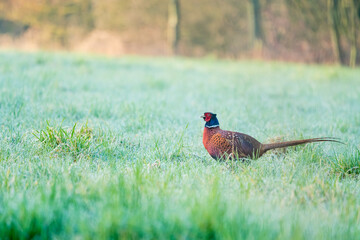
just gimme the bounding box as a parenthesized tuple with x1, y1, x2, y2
(247, 0, 264, 54)
(82, 0, 95, 31)
(348, 0, 358, 67)
(168, 0, 180, 55)
(327, 0, 346, 65)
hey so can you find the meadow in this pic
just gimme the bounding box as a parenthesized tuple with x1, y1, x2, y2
(0, 51, 360, 239)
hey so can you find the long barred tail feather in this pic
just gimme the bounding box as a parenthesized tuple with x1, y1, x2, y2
(261, 137, 344, 153)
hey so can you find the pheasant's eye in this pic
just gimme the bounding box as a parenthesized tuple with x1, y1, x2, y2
(205, 113, 212, 122)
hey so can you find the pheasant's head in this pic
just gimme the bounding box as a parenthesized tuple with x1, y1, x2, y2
(201, 112, 219, 128)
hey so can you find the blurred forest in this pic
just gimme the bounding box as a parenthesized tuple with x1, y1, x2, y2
(0, 0, 359, 66)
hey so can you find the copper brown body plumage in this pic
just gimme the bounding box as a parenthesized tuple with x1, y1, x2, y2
(201, 112, 342, 160)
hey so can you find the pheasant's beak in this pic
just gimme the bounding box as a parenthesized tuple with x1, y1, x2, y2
(200, 115, 205, 120)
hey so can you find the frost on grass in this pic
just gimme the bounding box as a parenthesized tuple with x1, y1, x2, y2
(33, 121, 137, 161)
(328, 147, 360, 177)
(33, 121, 93, 161)
(153, 125, 189, 162)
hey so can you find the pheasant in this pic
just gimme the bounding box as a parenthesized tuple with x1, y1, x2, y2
(201, 112, 341, 160)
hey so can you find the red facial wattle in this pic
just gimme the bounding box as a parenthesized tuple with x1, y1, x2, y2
(205, 114, 211, 122)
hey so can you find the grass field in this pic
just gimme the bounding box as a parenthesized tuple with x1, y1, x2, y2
(0, 51, 360, 239)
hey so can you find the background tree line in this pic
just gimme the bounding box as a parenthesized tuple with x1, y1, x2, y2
(0, 0, 359, 66)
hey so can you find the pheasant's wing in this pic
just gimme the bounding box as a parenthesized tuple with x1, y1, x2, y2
(210, 132, 247, 158)
(235, 133, 259, 156)
(208, 131, 260, 159)
(222, 132, 259, 157)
